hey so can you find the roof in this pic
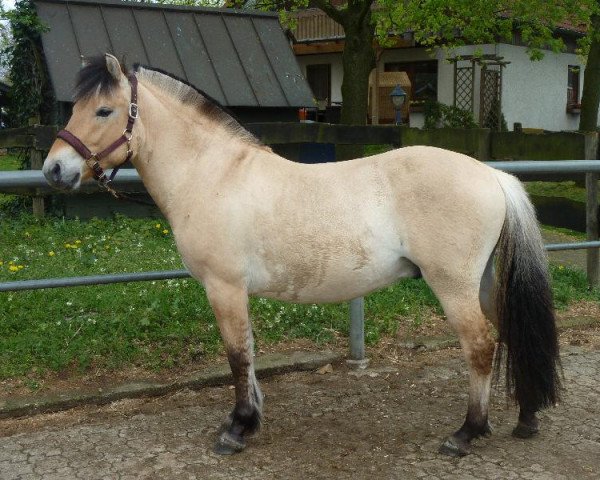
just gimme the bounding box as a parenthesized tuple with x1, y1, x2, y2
(34, 0, 314, 107)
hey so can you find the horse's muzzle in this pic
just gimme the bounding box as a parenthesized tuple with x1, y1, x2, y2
(42, 157, 81, 191)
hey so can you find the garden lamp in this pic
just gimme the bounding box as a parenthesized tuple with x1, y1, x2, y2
(390, 84, 406, 125)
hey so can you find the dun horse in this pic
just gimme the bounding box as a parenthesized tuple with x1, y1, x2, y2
(43, 54, 561, 457)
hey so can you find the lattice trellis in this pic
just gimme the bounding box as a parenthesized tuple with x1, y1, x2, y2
(480, 67, 503, 130)
(455, 65, 474, 112)
(449, 55, 509, 131)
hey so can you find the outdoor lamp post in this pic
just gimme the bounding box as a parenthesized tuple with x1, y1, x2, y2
(390, 84, 406, 125)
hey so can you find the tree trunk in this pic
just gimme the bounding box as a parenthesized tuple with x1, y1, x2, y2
(339, 15, 375, 125)
(579, 14, 600, 132)
(336, 4, 376, 159)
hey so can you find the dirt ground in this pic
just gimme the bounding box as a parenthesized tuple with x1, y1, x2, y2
(1, 324, 599, 480)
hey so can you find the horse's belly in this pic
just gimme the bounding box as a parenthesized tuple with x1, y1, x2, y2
(251, 253, 418, 304)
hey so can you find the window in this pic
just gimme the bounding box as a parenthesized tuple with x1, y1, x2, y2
(567, 65, 581, 111)
(306, 64, 331, 109)
(384, 61, 438, 107)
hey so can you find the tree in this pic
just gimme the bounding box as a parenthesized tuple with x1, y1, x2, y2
(246, 1, 600, 133)
(381, 0, 600, 133)
(579, 4, 600, 132)
(1, 0, 56, 127)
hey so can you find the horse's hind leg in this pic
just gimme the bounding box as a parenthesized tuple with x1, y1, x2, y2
(205, 280, 263, 455)
(425, 272, 496, 457)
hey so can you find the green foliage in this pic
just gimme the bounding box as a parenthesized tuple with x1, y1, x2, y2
(1, 0, 56, 127)
(375, 0, 597, 61)
(423, 100, 477, 129)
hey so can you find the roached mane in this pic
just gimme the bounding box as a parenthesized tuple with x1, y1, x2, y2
(73, 56, 260, 146)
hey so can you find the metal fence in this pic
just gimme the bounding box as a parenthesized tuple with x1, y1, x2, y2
(1, 160, 599, 361)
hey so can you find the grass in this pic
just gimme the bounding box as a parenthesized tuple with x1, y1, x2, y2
(0, 212, 598, 382)
(0, 154, 22, 209)
(525, 181, 597, 204)
(0, 154, 21, 171)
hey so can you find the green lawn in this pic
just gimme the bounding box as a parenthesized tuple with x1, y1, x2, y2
(525, 181, 594, 204)
(0, 154, 22, 208)
(0, 212, 598, 381)
(0, 154, 21, 171)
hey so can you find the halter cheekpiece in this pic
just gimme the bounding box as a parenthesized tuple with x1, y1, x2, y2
(56, 73, 139, 197)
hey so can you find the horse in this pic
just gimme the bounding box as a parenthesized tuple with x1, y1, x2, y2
(42, 54, 561, 457)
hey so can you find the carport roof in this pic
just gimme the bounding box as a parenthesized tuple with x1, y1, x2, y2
(34, 0, 314, 107)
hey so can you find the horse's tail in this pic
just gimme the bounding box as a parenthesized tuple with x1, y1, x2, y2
(492, 170, 561, 412)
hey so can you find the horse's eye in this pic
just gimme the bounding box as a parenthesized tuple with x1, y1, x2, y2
(96, 107, 113, 118)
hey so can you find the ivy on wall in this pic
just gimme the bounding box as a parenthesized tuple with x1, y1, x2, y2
(2, 0, 56, 128)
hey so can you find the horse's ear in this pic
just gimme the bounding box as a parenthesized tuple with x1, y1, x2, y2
(105, 53, 123, 81)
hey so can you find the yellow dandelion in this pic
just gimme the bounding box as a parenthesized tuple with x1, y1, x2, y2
(17, 265, 24, 270)
(9, 265, 18, 272)
(65, 243, 71, 248)
(8, 260, 14, 265)
(48, 251, 55, 257)
(75, 240, 82, 244)
(155, 223, 161, 229)
(0, 261, 3, 266)
(162, 229, 169, 234)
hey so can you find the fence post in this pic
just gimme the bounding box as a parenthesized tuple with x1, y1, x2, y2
(585, 133, 599, 287)
(30, 148, 45, 218)
(347, 297, 368, 368)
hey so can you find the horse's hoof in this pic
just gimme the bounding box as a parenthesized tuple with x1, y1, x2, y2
(512, 421, 539, 439)
(439, 436, 470, 457)
(213, 431, 246, 455)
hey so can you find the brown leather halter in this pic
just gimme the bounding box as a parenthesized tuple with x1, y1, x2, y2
(56, 74, 138, 196)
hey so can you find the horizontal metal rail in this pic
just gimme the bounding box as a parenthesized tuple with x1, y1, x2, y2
(1, 242, 596, 293)
(2, 160, 600, 190)
(0, 270, 191, 292)
(546, 241, 600, 251)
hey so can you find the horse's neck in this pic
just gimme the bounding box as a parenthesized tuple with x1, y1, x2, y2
(131, 81, 255, 221)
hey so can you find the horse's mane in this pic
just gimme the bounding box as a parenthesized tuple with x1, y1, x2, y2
(74, 56, 261, 146)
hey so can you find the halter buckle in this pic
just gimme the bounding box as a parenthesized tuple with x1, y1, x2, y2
(129, 103, 139, 119)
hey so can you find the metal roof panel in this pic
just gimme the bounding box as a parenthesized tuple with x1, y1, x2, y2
(252, 18, 315, 107)
(101, 7, 150, 66)
(35, 1, 82, 101)
(35, 0, 313, 108)
(224, 15, 287, 107)
(164, 12, 227, 104)
(193, 13, 256, 106)
(68, 5, 113, 57)
(133, 9, 186, 80)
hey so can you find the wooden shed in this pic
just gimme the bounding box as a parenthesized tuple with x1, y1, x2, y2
(32, 0, 315, 218)
(368, 70, 411, 124)
(34, 0, 315, 124)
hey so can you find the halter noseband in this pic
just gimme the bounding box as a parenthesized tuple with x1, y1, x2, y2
(56, 74, 139, 196)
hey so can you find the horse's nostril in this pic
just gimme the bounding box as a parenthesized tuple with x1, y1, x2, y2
(51, 162, 61, 181)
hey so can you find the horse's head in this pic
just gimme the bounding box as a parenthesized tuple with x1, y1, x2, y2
(43, 53, 138, 191)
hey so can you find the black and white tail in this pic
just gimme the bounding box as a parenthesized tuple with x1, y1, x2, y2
(492, 171, 562, 412)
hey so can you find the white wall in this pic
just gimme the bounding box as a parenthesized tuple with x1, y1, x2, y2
(295, 53, 344, 104)
(497, 44, 583, 131)
(296, 44, 588, 131)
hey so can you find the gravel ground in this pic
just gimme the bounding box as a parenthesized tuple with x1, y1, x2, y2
(1, 327, 599, 480)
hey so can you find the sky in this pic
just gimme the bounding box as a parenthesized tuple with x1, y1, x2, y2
(2, 0, 14, 11)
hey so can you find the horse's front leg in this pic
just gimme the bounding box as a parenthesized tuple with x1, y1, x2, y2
(206, 280, 263, 455)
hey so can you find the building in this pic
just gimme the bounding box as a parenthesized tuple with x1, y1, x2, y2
(293, 8, 587, 131)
